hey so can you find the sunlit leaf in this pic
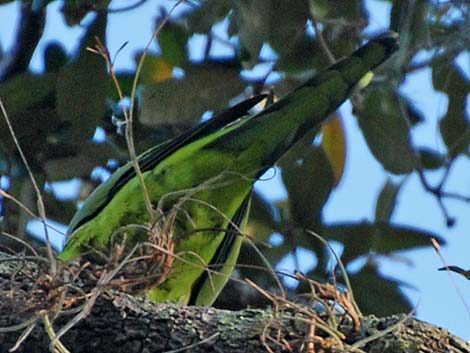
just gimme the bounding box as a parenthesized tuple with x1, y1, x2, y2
(139, 54, 174, 84)
(321, 114, 346, 187)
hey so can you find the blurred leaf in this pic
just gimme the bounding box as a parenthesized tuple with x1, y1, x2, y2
(400, 94, 425, 126)
(157, 21, 189, 66)
(44, 142, 123, 180)
(31, 0, 55, 11)
(418, 147, 445, 170)
(262, 0, 309, 55)
(139, 62, 245, 128)
(139, 54, 174, 84)
(233, 0, 273, 61)
(1, 107, 61, 159)
(310, 0, 365, 21)
(358, 85, 417, 174)
(56, 13, 109, 142)
(277, 35, 324, 75)
(281, 146, 334, 229)
(245, 191, 279, 243)
(44, 42, 68, 72)
(432, 62, 470, 156)
(111, 72, 135, 99)
(187, 0, 232, 33)
(61, 0, 111, 26)
(323, 222, 443, 265)
(391, 0, 428, 55)
(350, 264, 412, 316)
(321, 114, 346, 187)
(233, 0, 310, 66)
(375, 179, 402, 222)
(0, 72, 56, 116)
(432, 61, 469, 93)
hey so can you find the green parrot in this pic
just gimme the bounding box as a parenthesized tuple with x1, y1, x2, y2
(60, 33, 399, 306)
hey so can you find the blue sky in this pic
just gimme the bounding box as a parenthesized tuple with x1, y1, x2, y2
(1, 0, 470, 339)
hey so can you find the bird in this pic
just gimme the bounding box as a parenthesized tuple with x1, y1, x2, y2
(59, 33, 399, 306)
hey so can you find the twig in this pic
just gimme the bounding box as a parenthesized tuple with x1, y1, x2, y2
(7, 321, 36, 353)
(126, 1, 185, 221)
(108, 0, 148, 13)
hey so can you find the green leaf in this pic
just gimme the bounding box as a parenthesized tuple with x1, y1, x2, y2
(310, 0, 364, 21)
(0, 72, 57, 116)
(138, 62, 245, 128)
(56, 13, 109, 142)
(277, 34, 324, 74)
(350, 264, 412, 316)
(44, 142, 122, 180)
(323, 222, 443, 265)
(418, 147, 445, 170)
(61, 0, 111, 26)
(234, 0, 310, 66)
(44, 42, 68, 72)
(157, 22, 189, 66)
(110, 72, 135, 100)
(233, 0, 273, 61)
(375, 179, 402, 223)
(246, 191, 279, 243)
(432, 62, 470, 156)
(358, 85, 417, 174)
(187, 0, 232, 33)
(281, 146, 334, 229)
(400, 94, 425, 126)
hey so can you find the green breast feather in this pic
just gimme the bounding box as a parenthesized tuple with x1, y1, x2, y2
(60, 34, 399, 306)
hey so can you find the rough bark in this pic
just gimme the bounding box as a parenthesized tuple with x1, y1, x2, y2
(0, 253, 468, 353)
(0, 292, 469, 353)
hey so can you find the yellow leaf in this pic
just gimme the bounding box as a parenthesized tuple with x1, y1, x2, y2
(139, 55, 174, 84)
(322, 114, 346, 187)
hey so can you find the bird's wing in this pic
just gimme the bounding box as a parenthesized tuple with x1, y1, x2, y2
(188, 193, 251, 306)
(67, 95, 266, 234)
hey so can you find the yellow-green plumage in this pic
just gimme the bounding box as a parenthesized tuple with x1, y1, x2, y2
(60, 34, 399, 305)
